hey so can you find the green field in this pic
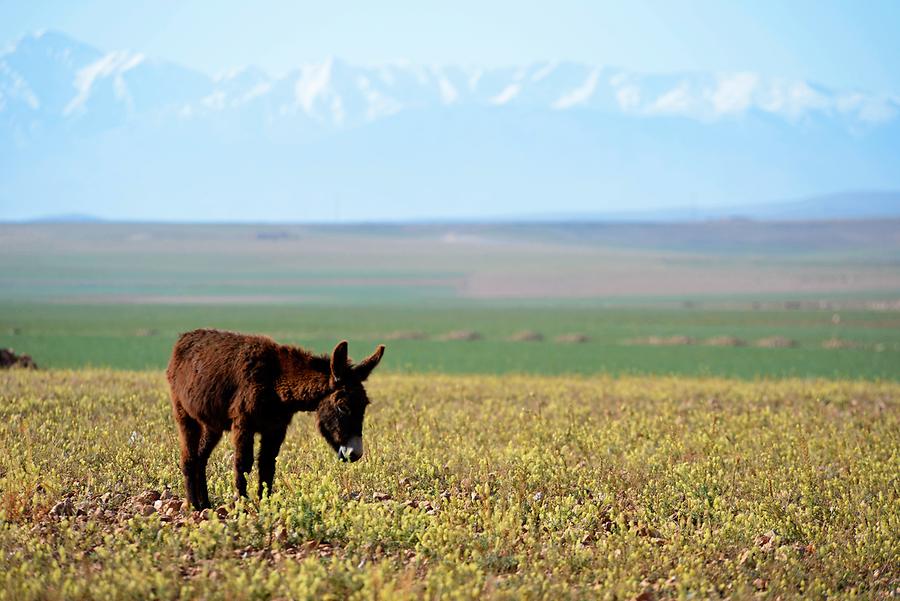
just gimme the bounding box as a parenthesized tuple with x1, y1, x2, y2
(2, 303, 900, 379)
(2, 221, 900, 379)
(2, 370, 897, 599)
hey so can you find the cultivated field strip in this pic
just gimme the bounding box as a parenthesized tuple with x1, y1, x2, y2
(4, 303, 900, 379)
(1, 370, 898, 599)
(3, 222, 900, 304)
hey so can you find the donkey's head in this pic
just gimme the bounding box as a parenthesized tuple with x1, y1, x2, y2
(316, 340, 385, 462)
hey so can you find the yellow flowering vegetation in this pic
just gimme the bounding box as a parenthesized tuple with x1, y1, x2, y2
(1, 370, 898, 599)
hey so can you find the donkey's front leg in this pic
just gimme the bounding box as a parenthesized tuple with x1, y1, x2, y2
(231, 424, 255, 499)
(257, 426, 288, 500)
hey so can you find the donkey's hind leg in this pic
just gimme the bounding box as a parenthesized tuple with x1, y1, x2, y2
(195, 427, 223, 509)
(231, 422, 255, 499)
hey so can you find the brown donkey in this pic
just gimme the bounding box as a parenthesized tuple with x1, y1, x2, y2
(166, 329, 385, 510)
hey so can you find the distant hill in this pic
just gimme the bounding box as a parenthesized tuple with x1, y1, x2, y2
(25, 213, 105, 223)
(9, 192, 900, 224)
(506, 191, 900, 222)
(744, 191, 900, 221)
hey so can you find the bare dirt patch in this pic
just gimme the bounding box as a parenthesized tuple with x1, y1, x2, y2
(703, 336, 746, 347)
(626, 336, 696, 346)
(755, 336, 798, 348)
(821, 338, 860, 349)
(35, 488, 346, 572)
(438, 330, 482, 341)
(383, 330, 429, 341)
(554, 333, 591, 343)
(508, 330, 544, 342)
(44, 488, 199, 526)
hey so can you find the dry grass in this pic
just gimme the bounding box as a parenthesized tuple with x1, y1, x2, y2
(702, 336, 746, 347)
(554, 333, 591, 344)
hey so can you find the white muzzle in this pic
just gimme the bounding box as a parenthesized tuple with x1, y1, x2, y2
(338, 436, 364, 462)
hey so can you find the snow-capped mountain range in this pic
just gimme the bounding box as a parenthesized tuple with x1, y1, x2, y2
(2, 30, 899, 221)
(5, 30, 898, 131)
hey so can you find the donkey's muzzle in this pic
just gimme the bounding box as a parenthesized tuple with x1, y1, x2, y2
(338, 436, 363, 463)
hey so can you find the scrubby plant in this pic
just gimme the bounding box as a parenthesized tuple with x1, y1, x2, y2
(1, 370, 898, 599)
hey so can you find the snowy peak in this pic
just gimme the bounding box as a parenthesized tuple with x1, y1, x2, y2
(5, 30, 104, 69)
(1, 30, 104, 116)
(618, 71, 899, 124)
(1, 31, 212, 123)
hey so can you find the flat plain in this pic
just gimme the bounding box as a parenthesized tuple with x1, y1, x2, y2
(1, 221, 899, 599)
(2, 221, 899, 303)
(2, 221, 900, 379)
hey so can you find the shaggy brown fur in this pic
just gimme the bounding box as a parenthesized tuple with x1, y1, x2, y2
(166, 329, 385, 510)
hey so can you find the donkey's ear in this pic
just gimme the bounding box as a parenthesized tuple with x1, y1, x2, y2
(330, 340, 350, 383)
(353, 344, 385, 381)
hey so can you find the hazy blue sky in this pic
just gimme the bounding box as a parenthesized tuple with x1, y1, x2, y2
(2, 1, 899, 222)
(3, 0, 900, 92)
